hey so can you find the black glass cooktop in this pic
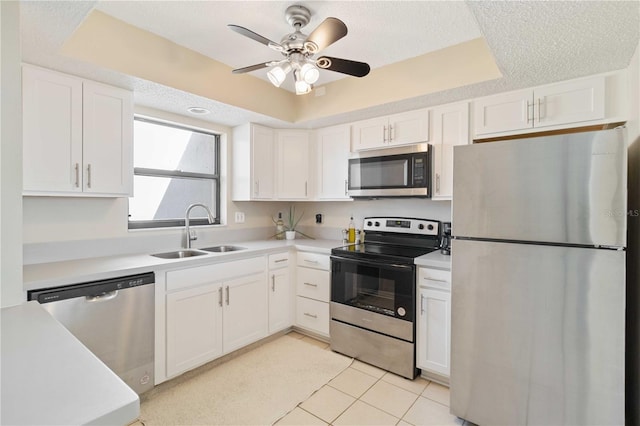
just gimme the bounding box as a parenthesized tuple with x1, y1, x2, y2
(331, 242, 437, 264)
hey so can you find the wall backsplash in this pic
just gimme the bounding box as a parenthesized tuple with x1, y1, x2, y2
(22, 197, 451, 264)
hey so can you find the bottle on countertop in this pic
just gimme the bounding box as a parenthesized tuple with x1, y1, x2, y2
(348, 216, 356, 243)
(275, 212, 285, 240)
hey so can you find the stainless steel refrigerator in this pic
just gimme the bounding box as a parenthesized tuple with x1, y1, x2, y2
(450, 128, 627, 425)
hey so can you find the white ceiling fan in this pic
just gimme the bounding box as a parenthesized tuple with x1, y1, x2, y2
(229, 4, 370, 95)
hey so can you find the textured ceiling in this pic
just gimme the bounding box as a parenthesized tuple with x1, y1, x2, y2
(19, 1, 640, 129)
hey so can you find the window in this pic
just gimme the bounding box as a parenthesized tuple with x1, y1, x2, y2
(128, 117, 220, 229)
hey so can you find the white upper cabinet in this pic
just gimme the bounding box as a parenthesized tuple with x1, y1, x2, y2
(276, 130, 310, 199)
(232, 123, 275, 200)
(473, 74, 618, 138)
(22, 65, 133, 196)
(315, 124, 350, 200)
(352, 109, 429, 151)
(430, 102, 469, 200)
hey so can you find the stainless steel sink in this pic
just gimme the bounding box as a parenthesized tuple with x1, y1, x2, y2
(200, 245, 247, 253)
(151, 249, 208, 259)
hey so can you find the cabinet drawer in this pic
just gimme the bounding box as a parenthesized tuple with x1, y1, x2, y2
(268, 251, 290, 269)
(296, 252, 330, 271)
(167, 257, 265, 292)
(418, 267, 451, 291)
(296, 267, 330, 302)
(296, 296, 329, 336)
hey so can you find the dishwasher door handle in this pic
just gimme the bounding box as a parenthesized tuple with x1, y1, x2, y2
(85, 290, 119, 303)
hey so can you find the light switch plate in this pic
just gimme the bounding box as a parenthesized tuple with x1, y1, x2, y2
(235, 212, 245, 223)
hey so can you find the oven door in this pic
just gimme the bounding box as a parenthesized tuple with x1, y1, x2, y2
(330, 255, 415, 322)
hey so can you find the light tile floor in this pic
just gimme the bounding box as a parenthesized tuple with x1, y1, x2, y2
(278, 332, 473, 426)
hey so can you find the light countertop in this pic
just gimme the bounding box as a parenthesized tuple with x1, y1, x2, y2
(24, 239, 342, 291)
(415, 250, 452, 270)
(1, 302, 140, 425)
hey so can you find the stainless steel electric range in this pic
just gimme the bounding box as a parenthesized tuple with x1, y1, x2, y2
(330, 217, 441, 379)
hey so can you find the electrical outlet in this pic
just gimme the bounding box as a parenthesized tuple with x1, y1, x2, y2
(235, 212, 245, 223)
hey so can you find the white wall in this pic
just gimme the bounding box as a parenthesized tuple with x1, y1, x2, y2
(1, 0, 24, 307)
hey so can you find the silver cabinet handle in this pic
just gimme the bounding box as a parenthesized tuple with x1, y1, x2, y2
(527, 101, 533, 124)
(271, 275, 276, 292)
(254, 180, 259, 197)
(86, 164, 92, 188)
(344, 180, 348, 196)
(304, 282, 318, 287)
(436, 173, 441, 193)
(383, 125, 387, 143)
(304, 312, 318, 319)
(389, 124, 394, 141)
(537, 97, 543, 120)
(423, 278, 448, 284)
(304, 259, 318, 264)
(74, 163, 80, 188)
(420, 294, 425, 315)
(274, 258, 287, 263)
(218, 287, 223, 307)
(305, 181, 308, 197)
(225, 285, 230, 305)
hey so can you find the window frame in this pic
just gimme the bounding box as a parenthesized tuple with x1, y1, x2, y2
(128, 116, 221, 230)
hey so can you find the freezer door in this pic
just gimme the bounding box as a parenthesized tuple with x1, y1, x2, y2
(453, 128, 627, 247)
(450, 239, 625, 426)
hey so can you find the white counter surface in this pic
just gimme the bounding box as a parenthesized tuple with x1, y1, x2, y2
(415, 250, 452, 270)
(24, 239, 342, 291)
(1, 302, 140, 425)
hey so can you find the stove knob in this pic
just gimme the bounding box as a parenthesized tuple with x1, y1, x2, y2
(418, 224, 424, 230)
(366, 221, 373, 227)
(375, 221, 380, 227)
(427, 224, 434, 230)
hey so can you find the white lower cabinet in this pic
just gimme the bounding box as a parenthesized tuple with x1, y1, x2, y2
(295, 252, 331, 338)
(166, 282, 223, 378)
(416, 267, 452, 379)
(268, 251, 292, 333)
(163, 257, 268, 378)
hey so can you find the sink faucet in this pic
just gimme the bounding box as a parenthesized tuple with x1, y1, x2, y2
(184, 203, 215, 249)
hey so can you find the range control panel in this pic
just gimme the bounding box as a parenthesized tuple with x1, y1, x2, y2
(363, 217, 439, 236)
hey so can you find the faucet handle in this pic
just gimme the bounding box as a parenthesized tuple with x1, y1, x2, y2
(189, 229, 198, 242)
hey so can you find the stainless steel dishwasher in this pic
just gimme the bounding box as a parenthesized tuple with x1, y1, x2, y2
(28, 272, 155, 395)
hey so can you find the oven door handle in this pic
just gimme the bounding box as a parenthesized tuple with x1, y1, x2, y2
(331, 256, 414, 271)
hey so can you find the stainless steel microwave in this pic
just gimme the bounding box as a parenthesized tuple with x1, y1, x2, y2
(348, 144, 432, 198)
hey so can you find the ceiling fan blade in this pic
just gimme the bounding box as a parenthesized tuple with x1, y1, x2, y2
(228, 24, 284, 52)
(232, 63, 270, 74)
(304, 17, 348, 53)
(316, 56, 370, 77)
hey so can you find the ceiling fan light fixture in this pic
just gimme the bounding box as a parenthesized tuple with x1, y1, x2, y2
(267, 63, 292, 87)
(300, 62, 320, 84)
(293, 70, 312, 95)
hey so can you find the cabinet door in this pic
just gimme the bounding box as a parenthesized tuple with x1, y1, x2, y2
(277, 130, 310, 199)
(416, 287, 451, 377)
(351, 116, 388, 151)
(316, 125, 350, 199)
(82, 81, 133, 195)
(166, 283, 223, 377)
(388, 109, 429, 146)
(431, 103, 469, 200)
(534, 76, 605, 128)
(268, 269, 291, 333)
(473, 89, 533, 136)
(223, 273, 268, 353)
(251, 125, 275, 199)
(22, 65, 83, 193)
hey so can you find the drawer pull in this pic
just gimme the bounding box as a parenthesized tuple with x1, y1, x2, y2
(304, 312, 318, 319)
(303, 282, 318, 287)
(274, 258, 288, 263)
(218, 287, 223, 307)
(304, 259, 319, 264)
(423, 278, 448, 284)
